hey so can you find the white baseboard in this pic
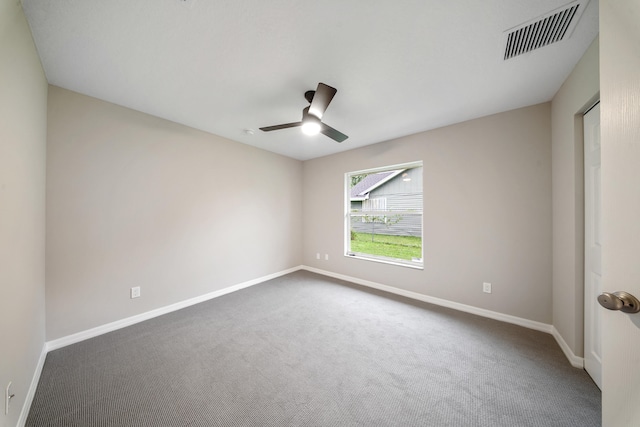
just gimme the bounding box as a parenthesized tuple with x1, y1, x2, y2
(551, 326, 584, 368)
(17, 343, 48, 427)
(46, 266, 302, 352)
(303, 266, 553, 334)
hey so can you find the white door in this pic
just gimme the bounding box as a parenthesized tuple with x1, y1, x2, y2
(583, 102, 601, 389)
(601, 0, 640, 425)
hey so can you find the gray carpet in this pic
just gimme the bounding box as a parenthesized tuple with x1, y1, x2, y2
(27, 271, 601, 426)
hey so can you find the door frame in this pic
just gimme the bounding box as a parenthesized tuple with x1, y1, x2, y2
(583, 101, 601, 388)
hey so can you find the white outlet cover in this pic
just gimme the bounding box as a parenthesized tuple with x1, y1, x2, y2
(131, 287, 141, 298)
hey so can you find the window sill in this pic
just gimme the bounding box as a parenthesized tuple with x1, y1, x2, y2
(345, 253, 424, 270)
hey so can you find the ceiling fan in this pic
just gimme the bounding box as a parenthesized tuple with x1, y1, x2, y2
(260, 82, 348, 143)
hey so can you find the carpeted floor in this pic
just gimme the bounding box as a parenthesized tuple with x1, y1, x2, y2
(27, 271, 601, 426)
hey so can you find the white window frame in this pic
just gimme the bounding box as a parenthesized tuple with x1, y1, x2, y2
(345, 161, 423, 269)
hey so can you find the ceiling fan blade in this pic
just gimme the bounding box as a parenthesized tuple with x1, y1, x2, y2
(309, 83, 337, 119)
(259, 122, 302, 132)
(320, 123, 348, 143)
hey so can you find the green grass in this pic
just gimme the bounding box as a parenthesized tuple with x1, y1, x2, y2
(350, 232, 422, 261)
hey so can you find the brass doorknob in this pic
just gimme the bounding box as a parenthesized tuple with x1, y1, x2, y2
(597, 291, 640, 313)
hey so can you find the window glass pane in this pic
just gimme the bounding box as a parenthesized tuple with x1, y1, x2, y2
(346, 163, 423, 267)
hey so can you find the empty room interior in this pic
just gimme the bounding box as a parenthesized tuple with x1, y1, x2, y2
(4, 0, 640, 426)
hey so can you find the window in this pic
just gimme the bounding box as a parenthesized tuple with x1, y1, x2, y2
(345, 162, 423, 268)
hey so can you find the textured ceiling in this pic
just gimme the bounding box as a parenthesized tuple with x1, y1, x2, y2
(22, 0, 599, 160)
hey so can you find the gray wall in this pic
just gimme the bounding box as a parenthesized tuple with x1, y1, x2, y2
(303, 103, 553, 324)
(0, 2, 48, 426)
(551, 37, 599, 358)
(45, 87, 303, 340)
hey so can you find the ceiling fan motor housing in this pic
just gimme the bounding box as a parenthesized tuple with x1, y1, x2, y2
(304, 90, 315, 104)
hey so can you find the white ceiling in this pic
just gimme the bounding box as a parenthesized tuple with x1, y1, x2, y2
(22, 0, 599, 161)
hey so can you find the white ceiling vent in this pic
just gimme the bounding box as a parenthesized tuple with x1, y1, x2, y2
(503, 0, 588, 60)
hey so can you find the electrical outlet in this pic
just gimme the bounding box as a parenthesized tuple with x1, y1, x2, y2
(5, 382, 14, 415)
(316, 253, 320, 260)
(324, 254, 329, 261)
(483, 282, 492, 294)
(130, 286, 141, 299)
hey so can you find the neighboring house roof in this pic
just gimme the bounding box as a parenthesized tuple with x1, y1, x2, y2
(350, 169, 405, 200)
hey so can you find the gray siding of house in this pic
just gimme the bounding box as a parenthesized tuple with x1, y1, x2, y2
(370, 167, 422, 199)
(350, 166, 422, 237)
(350, 209, 422, 237)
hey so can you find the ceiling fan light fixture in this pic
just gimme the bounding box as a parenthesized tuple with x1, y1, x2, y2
(301, 116, 321, 136)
